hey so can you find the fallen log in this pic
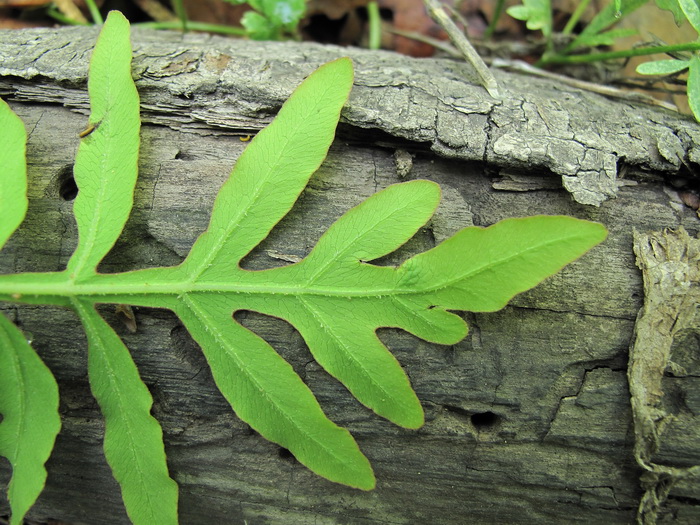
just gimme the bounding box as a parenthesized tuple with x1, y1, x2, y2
(1, 24, 699, 524)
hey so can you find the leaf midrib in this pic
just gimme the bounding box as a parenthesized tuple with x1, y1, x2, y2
(2, 230, 587, 302)
(75, 299, 161, 523)
(186, 80, 341, 281)
(297, 295, 397, 404)
(303, 196, 423, 286)
(0, 275, 398, 299)
(69, 38, 125, 281)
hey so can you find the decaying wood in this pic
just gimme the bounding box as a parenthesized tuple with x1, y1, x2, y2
(629, 228, 700, 524)
(0, 25, 699, 524)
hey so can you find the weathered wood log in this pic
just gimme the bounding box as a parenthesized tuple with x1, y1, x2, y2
(1, 24, 699, 524)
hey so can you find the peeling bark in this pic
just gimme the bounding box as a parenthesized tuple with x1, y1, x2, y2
(630, 228, 700, 524)
(1, 26, 699, 206)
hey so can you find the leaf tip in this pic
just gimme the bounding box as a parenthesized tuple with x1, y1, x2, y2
(585, 219, 609, 246)
(352, 468, 377, 491)
(400, 411, 425, 430)
(105, 9, 129, 26)
(321, 56, 354, 91)
(360, 477, 377, 491)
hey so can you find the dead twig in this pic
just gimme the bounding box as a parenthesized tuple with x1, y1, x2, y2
(422, 0, 500, 99)
(391, 27, 681, 113)
(54, 0, 88, 24)
(132, 0, 178, 22)
(491, 58, 680, 113)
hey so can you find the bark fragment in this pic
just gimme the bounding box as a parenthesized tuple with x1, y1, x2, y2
(630, 228, 700, 523)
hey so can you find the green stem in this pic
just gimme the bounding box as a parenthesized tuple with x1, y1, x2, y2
(171, 0, 188, 32)
(135, 20, 247, 35)
(0, 270, 401, 304)
(84, 0, 103, 24)
(367, 1, 381, 50)
(484, 0, 506, 39)
(46, 7, 90, 26)
(562, 0, 591, 35)
(539, 41, 700, 65)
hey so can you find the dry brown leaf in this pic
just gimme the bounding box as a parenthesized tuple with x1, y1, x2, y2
(181, 0, 247, 26)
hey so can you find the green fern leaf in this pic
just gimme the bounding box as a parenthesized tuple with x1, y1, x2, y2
(67, 10, 140, 281)
(507, 0, 552, 38)
(68, 12, 178, 524)
(0, 9, 608, 523)
(0, 98, 27, 249)
(0, 315, 61, 525)
(0, 88, 61, 525)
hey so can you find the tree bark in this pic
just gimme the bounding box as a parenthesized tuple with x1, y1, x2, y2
(1, 25, 699, 524)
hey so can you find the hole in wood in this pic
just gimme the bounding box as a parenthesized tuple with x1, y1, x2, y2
(470, 411, 500, 429)
(57, 165, 78, 201)
(278, 447, 294, 461)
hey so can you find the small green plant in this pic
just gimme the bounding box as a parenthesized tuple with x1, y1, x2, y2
(507, 0, 553, 42)
(505, 0, 700, 121)
(507, 0, 646, 59)
(222, 0, 306, 39)
(0, 11, 607, 524)
(44, 0, 303, 39)
(636, 0, 700, 120)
